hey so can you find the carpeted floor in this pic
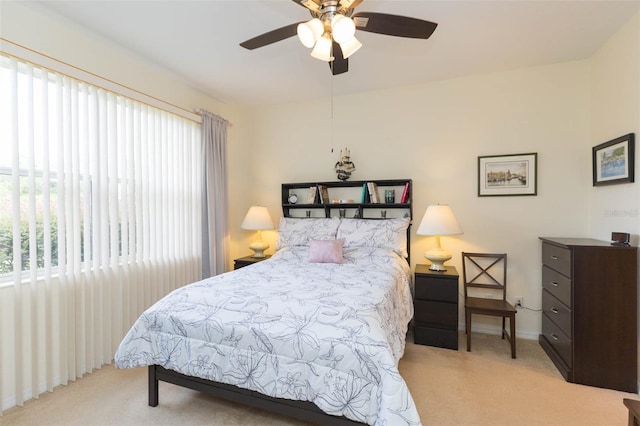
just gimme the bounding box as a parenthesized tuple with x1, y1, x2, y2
(3, 331, 637, 425)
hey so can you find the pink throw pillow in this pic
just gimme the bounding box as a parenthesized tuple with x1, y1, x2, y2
(309, 238, 345, 264)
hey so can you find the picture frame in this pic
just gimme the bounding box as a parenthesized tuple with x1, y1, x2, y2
(592, 133, 635, 186)
(478, 153, 537, 197)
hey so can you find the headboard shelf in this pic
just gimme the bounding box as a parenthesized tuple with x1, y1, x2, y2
(282, 179, 412, 220)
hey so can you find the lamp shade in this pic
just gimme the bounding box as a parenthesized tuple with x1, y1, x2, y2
(417, 205, 463, 236)
(241, 206, 274, 231)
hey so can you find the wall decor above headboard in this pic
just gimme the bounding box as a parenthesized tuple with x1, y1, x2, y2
(282, 179, 412, 220)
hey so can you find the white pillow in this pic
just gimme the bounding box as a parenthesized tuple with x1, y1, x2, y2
(337, 217, 410, 258)
(276, 217, 341, 250)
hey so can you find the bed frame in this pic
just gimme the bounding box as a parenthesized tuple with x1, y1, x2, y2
(147, 179, 414, 425)
(149, 365, 362, 425)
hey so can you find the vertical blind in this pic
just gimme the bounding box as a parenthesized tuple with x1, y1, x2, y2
(0, 53, 203, 413)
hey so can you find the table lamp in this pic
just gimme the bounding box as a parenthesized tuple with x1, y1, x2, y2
(241, 206, 274, 258)
(417, 204, 463, 271)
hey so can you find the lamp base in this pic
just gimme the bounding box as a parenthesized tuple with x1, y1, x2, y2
(249, 240, 269, 258)
(425, 248, 452, 272)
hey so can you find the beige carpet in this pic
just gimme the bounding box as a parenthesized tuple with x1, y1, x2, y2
(3, 332, 637, 425)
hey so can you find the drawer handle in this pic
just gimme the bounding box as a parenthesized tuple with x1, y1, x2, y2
(550, 255, 559, 260)
(550, 281, 559, 287)
(551, 333, 559, 341)
(551, 307, 559, 314)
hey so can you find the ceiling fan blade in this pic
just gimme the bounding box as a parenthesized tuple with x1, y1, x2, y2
(330, 41, 349, 75)
(292, 0, 321, 14)
(352, 12, 437, 39)
(240, 22, 303, 50)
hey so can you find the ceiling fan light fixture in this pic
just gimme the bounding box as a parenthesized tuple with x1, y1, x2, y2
(297, 18, 324, 48)
(339, 36, 362, 59)
(331, 14, 356, 43)
(310, 34, 334, 62)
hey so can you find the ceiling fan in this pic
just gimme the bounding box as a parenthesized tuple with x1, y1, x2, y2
(239, 0, 438, 75)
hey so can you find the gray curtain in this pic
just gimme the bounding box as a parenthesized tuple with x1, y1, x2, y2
(201, 110, 230, 277)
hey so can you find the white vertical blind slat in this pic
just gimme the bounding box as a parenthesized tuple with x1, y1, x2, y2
(0, 54, 203, 414)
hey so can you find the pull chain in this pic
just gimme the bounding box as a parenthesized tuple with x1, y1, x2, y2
(330, 73, 334, 153)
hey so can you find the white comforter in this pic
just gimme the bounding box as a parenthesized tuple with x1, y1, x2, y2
(114, 246, 419, 425)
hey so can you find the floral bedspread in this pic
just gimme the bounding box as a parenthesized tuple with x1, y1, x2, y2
(114, 246, 419, 425)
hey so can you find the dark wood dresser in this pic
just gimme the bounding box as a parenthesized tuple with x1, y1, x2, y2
(538, 237, 637, 392)
(414, 265, 459, 350)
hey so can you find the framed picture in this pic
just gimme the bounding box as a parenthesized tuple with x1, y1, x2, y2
(592, 133, 635, 186)
(478, 153, 537, 197)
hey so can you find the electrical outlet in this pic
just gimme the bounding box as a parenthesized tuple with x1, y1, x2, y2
(515, 297, 524, 308)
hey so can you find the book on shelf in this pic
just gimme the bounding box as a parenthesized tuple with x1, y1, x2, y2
(400, 181, 410, 203)
(307, 186, 317, 204)
(317, 184, 330, 204)
(361, 183, 367, 204)
(366, 182, 380, 203)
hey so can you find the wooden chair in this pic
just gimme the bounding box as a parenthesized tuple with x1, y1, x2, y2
(462, 252, 517, 358)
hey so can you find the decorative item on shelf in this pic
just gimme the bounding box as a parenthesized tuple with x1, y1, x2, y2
(241, 206, 274, 258)
(417, 204, 463, 271)
(307, 186, 317, 204)
(288, 193, 298, 204)
(400, 182, 410, 203)
(384, 189, 395, 204)
(334, 148, 356, 181)
(317, 184, 330, 204)
(366, 182, 380, 203)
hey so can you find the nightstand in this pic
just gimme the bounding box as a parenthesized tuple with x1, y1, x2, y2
(233, 255, 271, 270)
(414, 264, 459, 350)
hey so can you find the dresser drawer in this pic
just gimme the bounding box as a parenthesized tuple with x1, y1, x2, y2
(542, 289, 571, 336)
(542, 265, 572, 307)
(414, 300, 458, 330)
(542, 314, 572, 368)
(542, 242, 572, 277)
(415, 277, 458, 302)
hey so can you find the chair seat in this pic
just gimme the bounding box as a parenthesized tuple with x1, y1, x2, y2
(466, 297, 517, 314)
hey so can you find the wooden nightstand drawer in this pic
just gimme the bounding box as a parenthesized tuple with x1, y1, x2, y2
(414, 300, 458, 330)
(415, 276, 458, 302)
(414, 326, 458, 349)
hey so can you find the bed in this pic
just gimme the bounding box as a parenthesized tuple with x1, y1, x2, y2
(115, 216, 419, 425)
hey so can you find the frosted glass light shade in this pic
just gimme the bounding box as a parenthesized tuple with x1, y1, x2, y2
(417, 205, 463, 271)
(311, 35, 334, 62)
(331, 14, 355, 43)
(297, 18, 323, 48)
(339, 36, 362, 59)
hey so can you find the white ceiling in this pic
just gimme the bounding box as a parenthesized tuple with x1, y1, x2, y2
(29, 0, 639, 106)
